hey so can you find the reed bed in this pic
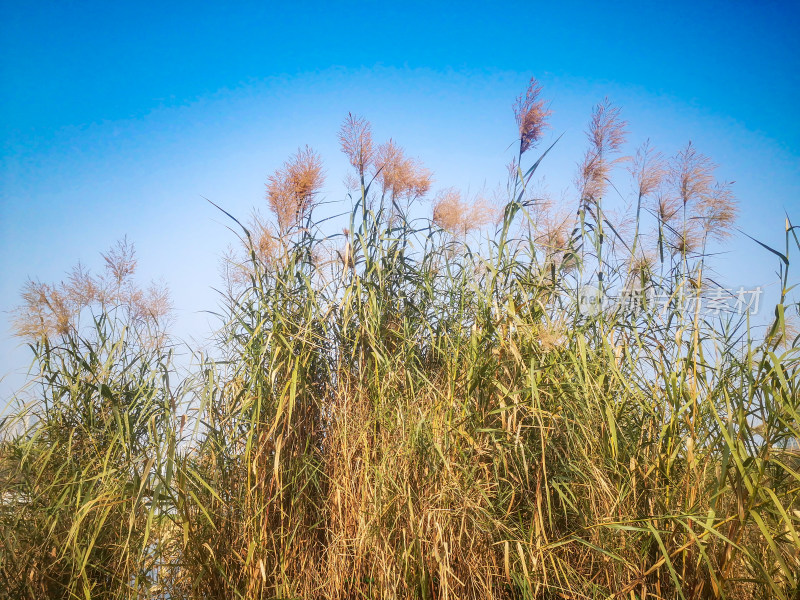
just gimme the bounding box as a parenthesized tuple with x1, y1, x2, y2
(1, 80, 798, 599)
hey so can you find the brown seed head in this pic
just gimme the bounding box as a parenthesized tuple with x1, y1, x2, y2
(374, 140, 432, 201)
(252, 218, 280, 265)
(506, 157, 519, 182)
(697, 181, 738, 241)
(626, 251, 657, 288)
(513, 78, 552, 155)
(433, 188, 466, 233)
(266, 146, 325, 233)
(576, 99, 627, 204)
(576, 151, 609, 204)
(141, 282, 171, 321)
(669, 142, 716, 206)
(588, 98, 627, 156)
(338, 113, 374, 177)
(668, 226, 703, 257)
(13, 239, 171, 341)
(654, 191, 681, 224)
(64, 263, 97, 307)
(629, 140, 666, 200)
(13, 281, 70, 338)
(102, 237, 138, 286)
(433, 188, 496, 236)
(534, 203, 572, 260)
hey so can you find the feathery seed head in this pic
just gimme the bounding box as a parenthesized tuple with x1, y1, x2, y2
(433, 188, 466, 233)
(627, 251, 657, 288)
(266, 146, 325, 233)
(534, 203, 572, 264)
(576, 99, 627, 205)
(654, 191, 681, 224)
(102, 237, 137, 286)
(697, 181, 738, 241)
(433, 188, 497, 236)
(253, 219, 280, 265)
(374, 140, 432, 201)
(588, 98, 627, 156)
(629, 140, 667, 200)
(669, 142, 716, 206)
(13, 240, 171, 340)
(669, 226, 703, 256)
(513, 77, 552, 155)
(338, 113, 374, 177)
(13, 281, 71, 338)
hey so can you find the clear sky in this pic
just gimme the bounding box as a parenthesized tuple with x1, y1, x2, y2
(1, 0, 799, 399)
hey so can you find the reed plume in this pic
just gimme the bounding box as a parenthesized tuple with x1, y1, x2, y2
(669, 141, 716, 207)
(513, 77, 551, 155)
(576, 98, 628, 205)
(697, 180, 738, 241)
(432, 187, 496, 236)
(12, 239, 171, 341)
(338, 113, 374, 178)
(373, 139, 432, 202)
(629, 139, 667, 201)
(532, 198, 572, 263)
(266, 146, 325, 233)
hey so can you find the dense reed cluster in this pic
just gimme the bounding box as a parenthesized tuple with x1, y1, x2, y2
(1, 78, 798, 599)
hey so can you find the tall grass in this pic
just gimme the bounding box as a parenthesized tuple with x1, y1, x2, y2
(2, 80, 798, 599)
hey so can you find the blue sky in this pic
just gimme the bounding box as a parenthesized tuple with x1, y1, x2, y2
(1, 1, 799, 398)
